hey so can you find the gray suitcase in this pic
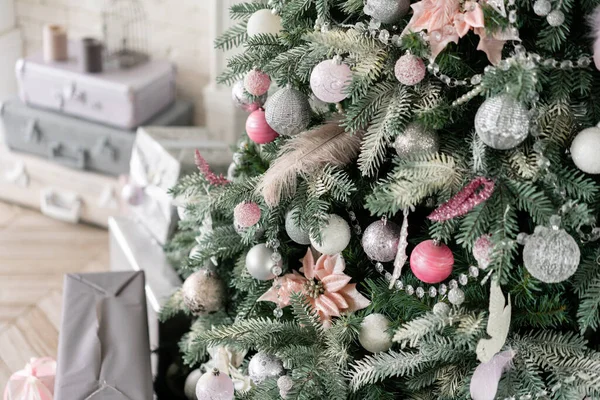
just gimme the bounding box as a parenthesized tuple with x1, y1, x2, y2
(0, 99, 193, 176)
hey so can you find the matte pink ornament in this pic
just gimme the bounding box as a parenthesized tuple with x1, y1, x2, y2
(473, 234, 493, 269)
(310, 59, 352, 103)
(428, 177, 495, 222)
(410, 240, 454, 284)
(4, 357, 56, 400)
(195, 368, 234, 400)
(246, 109, 279, 144)
(244, 69, 271, 96)
(394, 54, 426, 86)
(234, 201, 261, 228)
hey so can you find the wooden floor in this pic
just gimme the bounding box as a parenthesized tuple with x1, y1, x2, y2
(0, 201, 109, 390)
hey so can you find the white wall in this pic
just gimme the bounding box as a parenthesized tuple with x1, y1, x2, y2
(0, 0, 21, 102)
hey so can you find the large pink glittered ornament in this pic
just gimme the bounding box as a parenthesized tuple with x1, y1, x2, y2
(310, 59, 352, 103)
(428, 177, 495, 222)
(394, 54, 426, 86)
(410, 240, 454, 284)
(246, 109, 279, 144)
(234, 201, 261, 228)
(4, 357, 56, 400)
(244, 69, 271, 96)
(195, 368, 234, 400)
(473, 234, 493, 269)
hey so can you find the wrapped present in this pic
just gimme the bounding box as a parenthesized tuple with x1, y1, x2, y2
(127, 127, 230, 244)
(54, 271, 153, 400)
(3, 357, 56, 400)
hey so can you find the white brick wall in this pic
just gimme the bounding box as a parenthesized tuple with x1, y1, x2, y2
(14, 0, 215, 127)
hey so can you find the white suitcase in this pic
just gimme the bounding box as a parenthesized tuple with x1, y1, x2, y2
(0, 146, 123, 227)
(15, 42, 176, 129)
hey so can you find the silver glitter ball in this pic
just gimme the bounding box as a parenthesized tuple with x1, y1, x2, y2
(432, 302, 450, 316)
(184, 369, 202, 400)
(248, 352, 285, 384)
(264, 87, 311, 136)
(448, 288, 465, 305)
(474, 94, 530, 150)
(363, 0, 410, 24)
(182, 268, 226, 315)
(285, 208, 311, 245)
(522, 225, 580, 283)
(546, 10, 565, 27)
(278, 376, 293, 399)
(361, 220, 401, 262)
(231, 80, 267, 112)
(533, 0, 551, 16)
(393, 123, 440, 157)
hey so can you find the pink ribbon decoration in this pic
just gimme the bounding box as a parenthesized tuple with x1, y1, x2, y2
(4, 357, 56, 400)
(428, 177, 495, 221)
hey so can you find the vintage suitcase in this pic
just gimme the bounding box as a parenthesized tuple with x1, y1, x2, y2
(0, 99, 194, 176)
(15, 42, 176, 129)
(128, 127, 231, 244)
(0, 146, 123, 227)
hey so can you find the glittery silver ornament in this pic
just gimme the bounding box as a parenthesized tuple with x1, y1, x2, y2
(232, 80, 267, 112)
(264, 87, 311, 136)
(393, 123, 440, 157)
(362, 220, 401, 262)
(184, 369, 202, 400)
(246, 243, 281, 281)
(433, 302, 450, 316)
(474, 94, 530, 150)
(533, 0, 552, 16)
(285, 208, 311, 245)
(448, 288, 465, 305)
(277, 376, 293, 399)
(522, 219, 580, 283)
(363, 0, 410, 24)
(182, 268, 226, 315)
(248, 352, 285, 384)
(546, 10, 565, 27)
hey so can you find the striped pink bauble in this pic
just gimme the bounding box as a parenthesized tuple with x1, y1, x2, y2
(246, 109, 278, 144)
(410, 240, 454, 284)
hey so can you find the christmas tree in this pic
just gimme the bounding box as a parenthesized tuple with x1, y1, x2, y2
(164, 0, 600, 398)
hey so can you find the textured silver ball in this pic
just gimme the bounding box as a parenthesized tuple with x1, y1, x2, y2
(522, 226, 580, 283)
(448, 288, 465, 306)
(285, 208, 311, 245)
(432, 302, 450, 316)
(570, 127, 600, 174)
(358, 313, 393, 353)
(362, 220, 401, 262)
(184, 369, 202, 400)
(546, 10, 565, 27)
(533, 0, 552, 16)
(182, 269, 226, 315)
(363, 0, 410, 24)
(264, 87, 311, 136)
(474, 94, 530, 150)
(277, 376, 293, 399)
(394, 123, 440, 157)
(246, 243, 281, 281)
(232, 80, 266, 112)
(248, 352, 285, 384)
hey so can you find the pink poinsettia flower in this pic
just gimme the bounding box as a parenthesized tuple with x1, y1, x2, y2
(475, 27, 520, 65)
(258, 248, 371, 326)
(454, 2, 485, 38)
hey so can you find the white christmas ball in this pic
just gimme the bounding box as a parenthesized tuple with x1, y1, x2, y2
(533, 0, 552, 16)
(358, 313, 393, 353)
(570, 127, 600, 174)
(546, 10, 565, 27)
(247, 9, 282, 37)
(474, 94, 530, 150)
(285, 208, 311, 245)
(309, 214, 351, 255)
(185, 369, 202, 400)
(248, 352, 285, 384)
(448, 288, 465, 306)
(182, 269, 226, 315)
(246, 243, 281, 280)
(309, 59, 352, 103)
(195, 369, 234, 400)
(432, 302, 450, 316)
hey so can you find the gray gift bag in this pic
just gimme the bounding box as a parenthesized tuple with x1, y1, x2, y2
(54, 271, 153, 400)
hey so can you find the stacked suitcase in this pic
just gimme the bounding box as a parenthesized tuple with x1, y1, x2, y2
(0, 45, 194, 227)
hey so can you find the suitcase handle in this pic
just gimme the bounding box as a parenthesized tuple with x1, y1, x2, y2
(49, 142, 88, 170)
(40, 188, 83, 224)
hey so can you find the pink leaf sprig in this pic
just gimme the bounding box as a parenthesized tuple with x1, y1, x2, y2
(428, 177, 495, 221)
(195, 149, 230, 186)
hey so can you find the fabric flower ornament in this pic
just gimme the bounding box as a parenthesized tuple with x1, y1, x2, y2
(259, 248, 371, 326)
(454, 1, 485, 37)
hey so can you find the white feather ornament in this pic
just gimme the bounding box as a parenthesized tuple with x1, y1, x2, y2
(589, 6, 600, 70)
(257, 121, 362, 207)
(470, 349, 516, 400)
(476, 280, 511, 363)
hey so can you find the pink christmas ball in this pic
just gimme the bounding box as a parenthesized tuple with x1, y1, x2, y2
(410, 240, 454, 284)
(234, 201, 261, 228)
(244, 69, 271, 96)
(394, 54, 426, 86)
(310, 59, 352, 103)
(473, 234, 493, 269)
(246, 109, 279, 144)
